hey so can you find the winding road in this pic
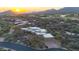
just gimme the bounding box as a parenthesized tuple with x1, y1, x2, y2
(0, 42, 66, 51)
(0, 42, 34, 51)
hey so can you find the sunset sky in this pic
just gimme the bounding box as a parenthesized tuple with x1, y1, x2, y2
(0, 0, 65, 13)
(1, 0, 79, 13)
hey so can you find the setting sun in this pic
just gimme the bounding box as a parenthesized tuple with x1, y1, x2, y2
(15, 9, 21, 12)
(11, 8, 29, 13)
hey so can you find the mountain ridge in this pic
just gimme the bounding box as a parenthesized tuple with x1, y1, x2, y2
(0, 7, 79, 15)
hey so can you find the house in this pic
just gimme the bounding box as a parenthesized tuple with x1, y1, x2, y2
(60, 15, 66, 18)
(66, 31, 79, 37)
(66, 31, 75, 36)
(21, 27, 54, 39)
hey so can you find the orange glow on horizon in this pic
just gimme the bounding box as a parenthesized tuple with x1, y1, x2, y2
(0, 7, 63, 13)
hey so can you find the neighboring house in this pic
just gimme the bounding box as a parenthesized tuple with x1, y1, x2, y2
(9, 19, 28, 26)
(66, 31, 75, 36)
(66, 31, 79, 36)
(60, 15, 66, 18)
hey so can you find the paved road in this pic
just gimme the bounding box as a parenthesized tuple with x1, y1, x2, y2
(0, 42, 66, 51)
(0, 42, 34, 51)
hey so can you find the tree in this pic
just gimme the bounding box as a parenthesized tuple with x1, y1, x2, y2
(0, 20, 11, 36)
(55, 31, 63, 45)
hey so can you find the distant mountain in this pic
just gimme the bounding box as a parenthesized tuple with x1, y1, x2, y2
(58, 7, 79, 13)
(0, 10, 15, 16)
(0, 7, 79, 15)
(25, 7, 79, 14)
(22, 9, 57, 14)
(29, 9, 57, 14)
